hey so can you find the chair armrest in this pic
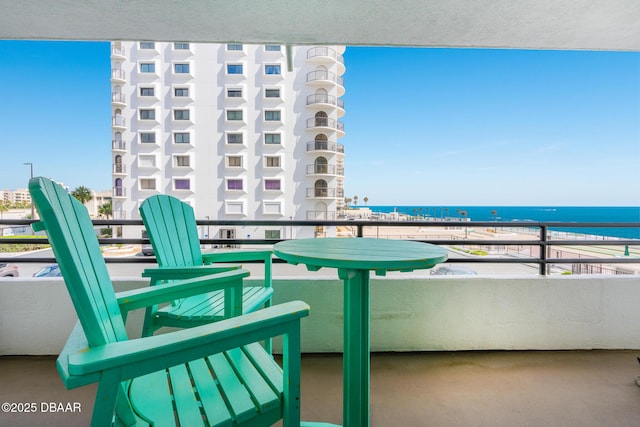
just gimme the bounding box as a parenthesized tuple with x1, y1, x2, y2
(67, 301, 310, 378)
(141, 264, 241, 281)
(203, 250, 273, 288)
(117, 269, 249, 313)
(202, 249, 273, 264)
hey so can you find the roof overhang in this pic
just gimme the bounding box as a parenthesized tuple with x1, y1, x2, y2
(2, 0, 640, 51)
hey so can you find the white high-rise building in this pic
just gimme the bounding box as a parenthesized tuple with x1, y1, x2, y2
(110, 42, 346, 240)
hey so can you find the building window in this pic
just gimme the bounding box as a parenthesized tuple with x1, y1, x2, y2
(227, 88, 243, 98)
(264, 133, 281, 144)
(227, 133, 243, 144)
(174, 155, 190, 167)
(174, 87, 189, 97)
(140, 87, 155, 96)
(174, 109, 190, 120)
(139, 109, 155, 120)
(227, 179, 243, 191)
(263, 202, 282, 215)
(265, 230, 281, 239)
(265, 88, 280, 98)
(265, 45, 281, 52)
(265, 179, 281, 191)
(174, 179, 191, 190)
(174, 132, 190, 144)
(140, 179, 156, 190)
(174, 42, 190, 50)
(264, 110, 281, 121)
(140, 132, 156, 143)
(174, 63, 190, 73)
(227, 43, 243, 51)
(227, 156, 243, 167)
(226, 110, 243, 121)
(139, 155, 156, 168)
(265, 156, 281, 167)
(140, 63, 155, 73)
(265, 64, 281, 75)
(227, 64, 243, 75)
(139, 42, 155, 49)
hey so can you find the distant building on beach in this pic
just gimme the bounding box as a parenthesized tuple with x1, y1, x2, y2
(110, 42, 346, 239)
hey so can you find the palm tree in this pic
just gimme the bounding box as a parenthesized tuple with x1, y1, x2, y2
(98, 200, 113, 219)
(71, 186, 93, 205)
(353, 195, 358, 207)
(0, 201, 9, 219)
(363, 196, 368, 206)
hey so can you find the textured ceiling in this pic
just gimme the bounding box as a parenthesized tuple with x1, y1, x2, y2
(1, 0, 640, 50)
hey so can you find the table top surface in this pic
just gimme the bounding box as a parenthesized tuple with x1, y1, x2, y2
(274, 238, 448, 273)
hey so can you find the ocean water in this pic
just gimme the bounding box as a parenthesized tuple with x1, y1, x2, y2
(367, 206, 640, 239)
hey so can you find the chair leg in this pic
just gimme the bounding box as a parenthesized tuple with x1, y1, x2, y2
(90, 372, 123, 427)
(282, 323, 302, 427)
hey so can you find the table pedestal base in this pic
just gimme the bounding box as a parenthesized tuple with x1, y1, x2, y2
(341, 268, 370, 427)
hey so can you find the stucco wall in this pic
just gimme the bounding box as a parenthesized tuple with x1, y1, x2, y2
(1, 275, 639, 355)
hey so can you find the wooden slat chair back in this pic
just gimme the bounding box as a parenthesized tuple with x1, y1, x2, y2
(139, 194, 274, 338)
(29, 177, 311, 427)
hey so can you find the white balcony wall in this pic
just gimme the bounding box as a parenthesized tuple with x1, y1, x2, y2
(1, 275, 639, 355)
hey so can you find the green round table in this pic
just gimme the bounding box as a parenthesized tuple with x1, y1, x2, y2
(274, 238, 448, 427)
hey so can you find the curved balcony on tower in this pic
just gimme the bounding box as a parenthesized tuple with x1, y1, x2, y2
(306, 92, 345, 117)
(306, 69, 345, 96)
(306, 46, 345, 75)
(306, 114, 345, 137)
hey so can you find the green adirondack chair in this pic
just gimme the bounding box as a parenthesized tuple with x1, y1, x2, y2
(29, 177, 310, 427)
(139, 194, 274, 337)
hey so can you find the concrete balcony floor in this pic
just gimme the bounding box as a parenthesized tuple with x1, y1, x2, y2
(2, 350, 640, 426)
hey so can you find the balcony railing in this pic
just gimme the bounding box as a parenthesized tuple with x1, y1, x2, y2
(112, 116, 126, 127)
(0, 219, 638, 276)
(112, 140, 126, 151)
(306, 93, 344, 109)
(306, 141, 345, 153)
(306, 117, 345, 132)
(111, 69, 126, 81)
(112, 187, 126, 197)
(306, 164, 343, 175)
(306, 70, 344, 86)
(111, 92, 126, 104)
(113, 163, 126, 174)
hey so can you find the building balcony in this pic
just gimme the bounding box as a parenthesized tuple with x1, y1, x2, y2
(110, 69, 126, 82)
(112, 163, 126, 174)
(111, 92, 126, 106)
(306, 46, 346, 75)
(306, 140, 345, 154)
(306, 187, 341, 198)
(306, 117, 345, 136)
(306, 94, 345, 116)
(111, 140, 126, 151)
(111, 116, 126, 129)
(112, 186, 126, 198)
(306, 164, 343, 176)
(110, 45, 125, 58)
(1, 220, 640, 425)
(306, 70, 345, 96)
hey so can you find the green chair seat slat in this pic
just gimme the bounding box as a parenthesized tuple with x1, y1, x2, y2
(168, 364, 207, 427)
(188, 359, 234, 427)
(129, 371, 176, 427)
(208, 353, 257, 423)
(226, 347, 280, 413)
(243, 342, 284, 394)
(157, 287, 274, 321)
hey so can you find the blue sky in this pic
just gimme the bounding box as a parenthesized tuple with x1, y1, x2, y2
(1, 41, 638, 206)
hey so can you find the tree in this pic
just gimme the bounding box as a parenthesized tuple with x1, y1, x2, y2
(0, 201, 9, 219)
(353, 195, 358, 207)
(98, 200, 113, 219)
(71, 186, 93, 205)
(363, 196, 369, 206)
